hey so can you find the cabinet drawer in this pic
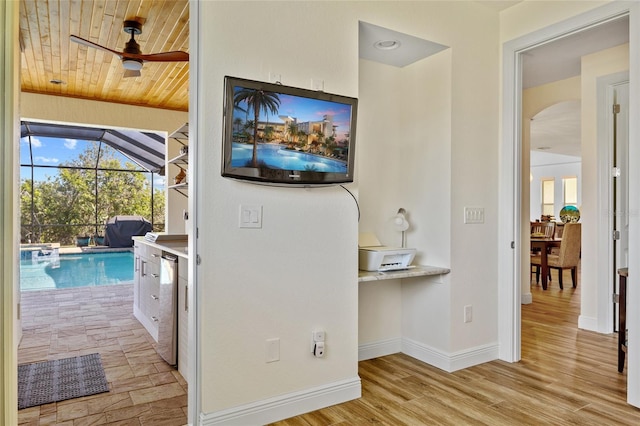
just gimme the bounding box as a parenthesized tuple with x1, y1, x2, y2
(146, 246, 163, 264)
(141, 257, 160, 279)
(137, 242, 162, 263)
(141, 278, 160, 308)
(139, 277, 160, 339)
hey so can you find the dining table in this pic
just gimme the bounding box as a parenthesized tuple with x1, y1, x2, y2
(531, 236, 562, 290)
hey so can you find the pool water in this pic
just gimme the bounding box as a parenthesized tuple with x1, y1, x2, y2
(231, 143, 347, 172)
(20, 251, 134, 291)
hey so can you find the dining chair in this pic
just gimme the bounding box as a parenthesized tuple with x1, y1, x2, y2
(531, 221, 555, 238)
(530, 222, 556, 281)
(530, 221, 556, 259)
(618, 267, 629, 372)
(531, 223, 581, 289)
(549, 223, 564, 256)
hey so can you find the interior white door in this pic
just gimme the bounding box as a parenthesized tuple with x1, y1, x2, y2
(614, 81, 630, 330)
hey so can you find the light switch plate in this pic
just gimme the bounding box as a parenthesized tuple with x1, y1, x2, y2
(239, 205, 262, 228)
(464, 207, 484, 224)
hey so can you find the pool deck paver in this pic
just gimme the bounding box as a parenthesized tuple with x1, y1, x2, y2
(18, 283, 187, 425)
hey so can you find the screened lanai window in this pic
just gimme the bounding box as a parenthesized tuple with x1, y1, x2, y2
(20, 122, 166, 245)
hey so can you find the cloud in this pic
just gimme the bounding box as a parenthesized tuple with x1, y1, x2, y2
(64, 139, 78, 149)
(34, 156, 59, 164)
(154, 176, 166, 188)
(29, 137, 43, 148)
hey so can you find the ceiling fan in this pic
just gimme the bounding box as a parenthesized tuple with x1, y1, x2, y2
(70, 20, 189, 78)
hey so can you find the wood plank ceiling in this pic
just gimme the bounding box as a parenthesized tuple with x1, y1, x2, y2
(19, 0, 189, 112)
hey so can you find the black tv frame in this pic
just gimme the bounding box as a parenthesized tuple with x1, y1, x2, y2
(221, 76, 358, 186)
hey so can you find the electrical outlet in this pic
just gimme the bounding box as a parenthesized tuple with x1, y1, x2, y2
(464, 305, 473, 323)
(313, 341, 325, 357)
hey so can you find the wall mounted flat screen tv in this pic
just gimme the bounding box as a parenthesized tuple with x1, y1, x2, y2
(222, 76, 358, 186)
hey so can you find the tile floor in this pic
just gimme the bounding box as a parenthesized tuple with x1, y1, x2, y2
(17, 283, 188, 425)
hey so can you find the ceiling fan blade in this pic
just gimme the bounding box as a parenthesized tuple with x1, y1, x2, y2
(70, 35, 122, 57)
(123, 51, 189, 62)
(123, 69, 142, 78)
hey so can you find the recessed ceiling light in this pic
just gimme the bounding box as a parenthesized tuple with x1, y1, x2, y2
(49, 79, 65, 85)
(374, 40, 401, 50)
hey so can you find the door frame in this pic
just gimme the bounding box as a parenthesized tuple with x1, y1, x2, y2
(498, 1, 640, 406)
(597, 72, 629, 334)
(1, 0, 20, 423)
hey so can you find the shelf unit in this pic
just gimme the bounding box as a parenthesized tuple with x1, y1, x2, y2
(167, 124, 188, 196)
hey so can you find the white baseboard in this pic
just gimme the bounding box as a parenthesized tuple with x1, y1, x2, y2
(358, 338, 402, 361)
(199, 377, 361, 425)
(578, 314, 598, 332)
(402, 337, 499, 372)
(521, 292, 532, 304)
(359, 337, 499, 373)
(202, 339, 500, 424)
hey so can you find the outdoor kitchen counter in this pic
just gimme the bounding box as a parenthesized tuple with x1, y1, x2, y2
(131, 235, 190, 380)
(131, 236, 188, 258)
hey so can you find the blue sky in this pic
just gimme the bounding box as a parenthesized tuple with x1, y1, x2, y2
(20, 136, 165, 188)
(234, 90, 354, 141)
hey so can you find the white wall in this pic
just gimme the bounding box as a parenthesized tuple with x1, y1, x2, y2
(500, 1, 610, 41)
(197, 1, 361, 418)
(20, 93, 187, 134)
(357, 0, 501, 365)
(357, 50, 454, 356)
(196, 0, 501, 421)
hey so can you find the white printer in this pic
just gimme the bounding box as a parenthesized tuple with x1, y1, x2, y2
(358, 232, 416, 272)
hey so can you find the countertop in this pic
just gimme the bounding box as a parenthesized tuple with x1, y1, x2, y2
(358, 265, 450, 282)
(132, 236, 189, 259)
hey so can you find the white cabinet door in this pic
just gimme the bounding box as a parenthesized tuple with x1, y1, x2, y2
(177, 256, 188, 380)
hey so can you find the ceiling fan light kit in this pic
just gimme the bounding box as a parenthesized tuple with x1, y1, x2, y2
(69, 17, 189, 78)
(122, 59, 143, 71)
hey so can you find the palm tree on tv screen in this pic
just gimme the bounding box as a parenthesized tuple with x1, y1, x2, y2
(234, 89, 280, 166)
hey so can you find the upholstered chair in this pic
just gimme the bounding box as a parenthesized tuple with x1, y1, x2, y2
(531, 223, 581, 289)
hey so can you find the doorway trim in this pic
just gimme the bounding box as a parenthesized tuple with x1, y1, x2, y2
(596, 72, 629, 335)
(499, 0, 640, 406)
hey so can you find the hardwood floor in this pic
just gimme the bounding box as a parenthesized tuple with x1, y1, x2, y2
(17, 284, 187, 425)
(271, 268, 640, 425)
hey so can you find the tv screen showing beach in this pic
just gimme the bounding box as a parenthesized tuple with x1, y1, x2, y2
(224, 78, 356, 183)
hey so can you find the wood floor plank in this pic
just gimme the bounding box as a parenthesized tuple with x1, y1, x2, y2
(272, 271, 640, 425)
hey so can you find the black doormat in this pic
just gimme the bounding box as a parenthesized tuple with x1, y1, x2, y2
(18, 353, 109, 410)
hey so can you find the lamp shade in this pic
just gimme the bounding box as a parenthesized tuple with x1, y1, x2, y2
(394, 208, 409, 231)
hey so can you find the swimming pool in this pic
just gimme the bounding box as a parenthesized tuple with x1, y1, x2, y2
(231, 143, 347, 172)
(20, 251, 134, 291)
